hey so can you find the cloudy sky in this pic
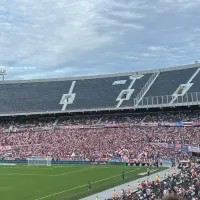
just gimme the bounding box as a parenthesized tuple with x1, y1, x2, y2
(0, 0, 200, 80)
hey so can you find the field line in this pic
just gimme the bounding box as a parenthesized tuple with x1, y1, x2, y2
(34, 169, 136, 200)
(49, 167, 94, 176)
(0, 172, 48, 176)
(0, 165, 87, 170)
(0, 167, 94, 177)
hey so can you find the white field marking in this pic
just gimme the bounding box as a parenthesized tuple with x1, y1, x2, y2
(0, 165, 136, 172)
(49, 165, 78, 169)
(5, 165, 139, 169)
(49, 167, 94, 177)
(48, 165, 121, 169)
(0, 172, 48, 177)
(0, 163, 16, 166)
(49, 166, 135, 176)
(22, 165, 84, 169)
(0, 167, 94, 177)
(34, 169, 136, 200)
(1, 165, 91, 170)
(0, 166, 56, 170)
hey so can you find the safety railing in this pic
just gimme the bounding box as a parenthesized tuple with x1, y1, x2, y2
(134, 92, 200, 108)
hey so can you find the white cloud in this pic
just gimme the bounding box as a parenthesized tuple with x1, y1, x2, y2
(148, 46, 167, 51)
(159, 0, 200, 9)
(7, 66, 36, 70)
(0, 0, 199, 80)
(123, 55, 140, 61)
(111, 11, 145, 19)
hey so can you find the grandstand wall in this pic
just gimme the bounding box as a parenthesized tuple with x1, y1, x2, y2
(0, 63, 200, 116)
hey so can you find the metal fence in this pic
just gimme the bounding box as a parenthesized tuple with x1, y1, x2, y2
(134, 92, 200, 108)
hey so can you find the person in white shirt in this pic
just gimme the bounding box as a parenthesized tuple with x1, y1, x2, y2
(163, 189, 169, 196)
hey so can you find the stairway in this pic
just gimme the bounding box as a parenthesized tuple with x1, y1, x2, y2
(134, 72, 160, 108)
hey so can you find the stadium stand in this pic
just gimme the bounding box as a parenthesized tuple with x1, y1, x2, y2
(58, 115, 100, 126)
(0, 63, 200, 115)
(144, 68, 197, 97)
(1, 112, 200, 160)
(143, 111, 190, 123)
(1, 63, 200, 200)
(100, 113, 145, 124)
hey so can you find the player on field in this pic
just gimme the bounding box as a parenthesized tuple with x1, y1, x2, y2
(88, 181, 92, 192)
(122, 171, 125, 180)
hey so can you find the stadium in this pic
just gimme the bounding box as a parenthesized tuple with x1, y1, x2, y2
(0, 63, 200, 200)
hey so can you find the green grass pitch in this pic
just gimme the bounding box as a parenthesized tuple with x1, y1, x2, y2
(0, 164, 166, 200)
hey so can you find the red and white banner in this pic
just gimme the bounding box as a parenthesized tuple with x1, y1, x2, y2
(182, 122, 193, 127)
(105, 123, 129, 127)
(193, 121, 200, 126)
(140, 122, 158, 127)
(61, 123, 130, 129)
(62, 125, 91, 129)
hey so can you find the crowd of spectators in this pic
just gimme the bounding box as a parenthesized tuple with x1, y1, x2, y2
(99, 114, 145, 124)
(13, 117, 55, 129)
(0, 111, 200, 200)
(0, 117, 55, 133)
(56, 110, 200, 126)
(106, 166, 200, 200)
(185, 112, 200, 122)
(58, 115, 100, 126)
(1, 110, 200, 131)
(0, 126, 198, 160)
(0, 111, 200, 160)
(143, 112, 190, 123)
(0, 120, 11, 129)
